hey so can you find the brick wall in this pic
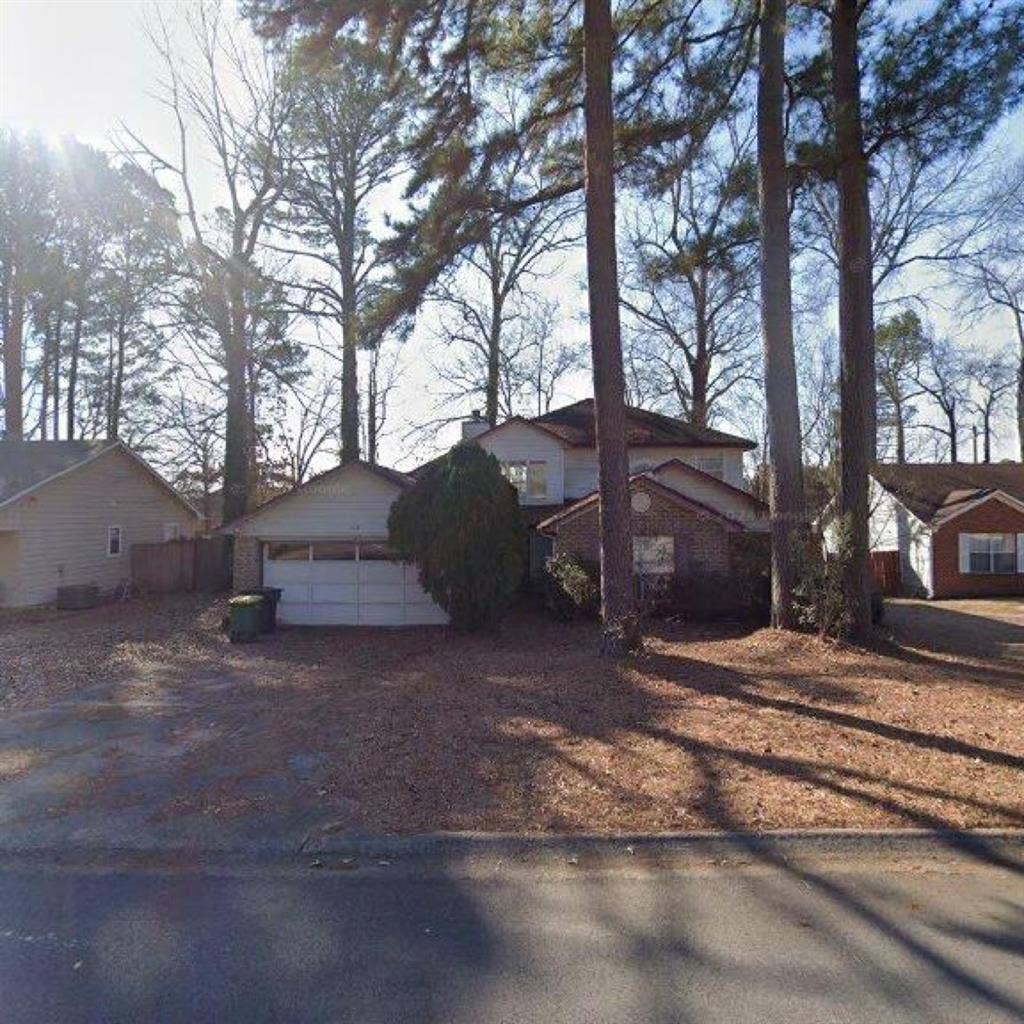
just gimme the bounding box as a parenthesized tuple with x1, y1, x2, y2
(551, 478, 735, 577)
(932, 497, 1024, 598)
(232, 536, 262, 591)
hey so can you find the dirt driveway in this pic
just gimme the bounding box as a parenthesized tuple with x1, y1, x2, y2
(0, 595, 1021, 850)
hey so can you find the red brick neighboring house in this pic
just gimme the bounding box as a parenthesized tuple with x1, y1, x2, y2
(870, 462, 1024, 599)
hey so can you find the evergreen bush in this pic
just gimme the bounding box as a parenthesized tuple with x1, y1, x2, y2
(388, 442, 526, 631)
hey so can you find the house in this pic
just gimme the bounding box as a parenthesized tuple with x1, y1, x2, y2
(223, 399, 766, 626)
(0, 440, 200, 607)
(869, 461, 1024, 598)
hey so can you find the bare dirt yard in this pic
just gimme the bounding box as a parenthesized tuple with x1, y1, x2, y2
(0, 594, 1021, 840)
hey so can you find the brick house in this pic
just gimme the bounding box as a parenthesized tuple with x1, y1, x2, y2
(221, 400, 767, 626)
(536, 459, 769, 608)
(869, 462, 1024, 599)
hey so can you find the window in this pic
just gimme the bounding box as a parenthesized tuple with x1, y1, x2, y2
(163, 523, 180, 542)
(501, 460, 548, 500)
(962, 533, 1016, 574)
(266, 542, 311, 561)
(695, 455, 725, 480)
(107, 526, 123, 557)
(633, 535, 674, 576)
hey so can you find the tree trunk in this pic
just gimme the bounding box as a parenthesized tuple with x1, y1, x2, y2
(3, 283, 24, 439)
(983, 412, 992, 463)
(107, 314, 127, 439)
(366, 352, 378, 465)
(947, 407, 958, 462)
(39, 318, 51, 440)
(51, 311, 62, 440)
(66, 309, 82, 441)
(893, 398, 906, 463)
(222, 262, 252, 524)
(831, 0, 874, 641)
(1014, 307, 1024, 460)
(340, 186, 360, 462)
(757, 0, 806, 631)
(485, 298, 502, 426)
(583, 0, 636, 653)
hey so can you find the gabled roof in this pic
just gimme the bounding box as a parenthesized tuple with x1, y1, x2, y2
(0, 439, 198, 518)
(533, 399, 756, 449)
(536, 471, 746, 534)
(650, 458, 768, 512)
(872, 462, 1024, 524)
(219, 459, 414, 533)
(0, 440, 110, 507)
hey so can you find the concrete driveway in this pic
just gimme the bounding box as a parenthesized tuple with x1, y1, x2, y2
(886, 597, 1024, 662)
(0, 669, 343, 854)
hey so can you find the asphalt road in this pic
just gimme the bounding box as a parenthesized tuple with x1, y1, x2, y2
(0, 857, 1020, 1024)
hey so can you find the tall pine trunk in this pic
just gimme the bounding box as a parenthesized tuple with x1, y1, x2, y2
(583, 0, 636, 652)
(340, 185, 360, 462)
(66, 309, 82, 441)
(1014, 308, 1024, 460)
(757, 0, 805, 630)
(832, 0, 874, 640)
(222, 261, 252, 524)
(3, 282, 24, 439)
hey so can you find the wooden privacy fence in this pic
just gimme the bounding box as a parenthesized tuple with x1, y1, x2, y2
(131, 537, 232, 594)
(869, 549, 901, 596)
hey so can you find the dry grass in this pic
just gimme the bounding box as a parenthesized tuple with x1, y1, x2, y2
(1, 594, 1021, 834)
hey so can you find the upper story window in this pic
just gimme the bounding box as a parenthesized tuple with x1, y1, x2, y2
(107, 526, 123, 557)
(501, 460, 548, 501)
(163, 523, 181, 542)
(961, 533, 1016, 574)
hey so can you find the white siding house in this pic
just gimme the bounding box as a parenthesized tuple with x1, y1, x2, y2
(0, 442, 199, 607)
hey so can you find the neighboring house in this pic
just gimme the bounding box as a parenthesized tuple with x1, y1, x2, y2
(222, 399, 766, 626)
(0, 440, 200, 607)
(868, 462, 1024, 598)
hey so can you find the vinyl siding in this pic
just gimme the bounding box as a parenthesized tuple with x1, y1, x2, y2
(564, 446, 746, 499)
(868, 480, 932, 596)
(0, 448, 197, 607)
(650, 463, 768, 531)
(478, 422, 566, 504)
(232, 463, 400, 539)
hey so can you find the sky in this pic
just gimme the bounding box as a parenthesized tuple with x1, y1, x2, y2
(2, 0, 1022, 468)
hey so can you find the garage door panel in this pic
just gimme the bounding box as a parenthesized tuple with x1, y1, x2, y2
(262, 541, 446, 627)
(358, 561, 405, 584)
(277, 602, 311, 625)
(310, 582, 358, 603)
(308, 603, 360, 625)
(264, 562, 311, 584)
(359, 583, 404, 603)
(274, 583, 311, 605)
(310, 561, 359, 583)
(358, 603, 406, 626)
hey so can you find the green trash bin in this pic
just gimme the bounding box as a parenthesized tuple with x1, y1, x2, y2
(237, 587, 282, 632)
(228, 594, 264, 643)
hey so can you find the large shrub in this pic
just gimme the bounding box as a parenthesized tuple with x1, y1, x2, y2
(388, 442, 526, 631)
(544, 553, 601, 621)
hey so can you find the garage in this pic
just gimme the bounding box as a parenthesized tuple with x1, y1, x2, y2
(263, 539, 448, 626)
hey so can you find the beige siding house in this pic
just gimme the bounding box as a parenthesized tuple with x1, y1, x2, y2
(0, 441, 199, 607)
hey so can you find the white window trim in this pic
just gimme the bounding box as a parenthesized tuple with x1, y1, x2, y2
(501, 460, 549, 502)
(633, 535, 675, 576)
(958, 532, 1017, 575)
(107, 525, 124, 557)
(163, 522, 181, 542)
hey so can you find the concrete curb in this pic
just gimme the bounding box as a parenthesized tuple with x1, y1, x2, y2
(300, 827, 1024, 868)
(0, 829, 1020, 874)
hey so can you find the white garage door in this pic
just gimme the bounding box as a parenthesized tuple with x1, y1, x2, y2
(262, 541, 448, 626)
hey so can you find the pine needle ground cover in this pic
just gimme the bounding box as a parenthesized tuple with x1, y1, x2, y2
(0, 596, 1020, 835)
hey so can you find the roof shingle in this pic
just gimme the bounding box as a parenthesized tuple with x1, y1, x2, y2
(0, 440, 110, 507)
(873, 462, 1024, 522)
